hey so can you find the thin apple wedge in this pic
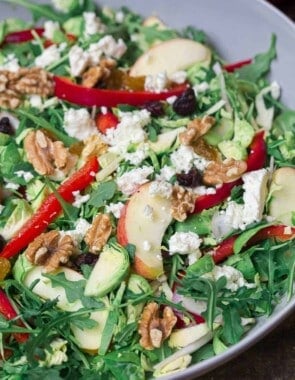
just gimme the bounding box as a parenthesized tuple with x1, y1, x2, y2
(117, 182, 172, 280)
(130, 38, 211, 77)
(269, 167, 295, 225)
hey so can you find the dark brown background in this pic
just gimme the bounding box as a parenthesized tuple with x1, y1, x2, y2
(199, 2, 295, 379)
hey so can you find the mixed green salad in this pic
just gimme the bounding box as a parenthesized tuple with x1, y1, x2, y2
(0, 0, 295, 378)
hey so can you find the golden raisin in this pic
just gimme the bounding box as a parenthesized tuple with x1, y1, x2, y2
(193, 138, 220, 161)
(0, 258, 11, 280)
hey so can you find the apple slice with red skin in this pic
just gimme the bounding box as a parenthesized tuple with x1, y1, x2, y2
(117, 182, 172, 280)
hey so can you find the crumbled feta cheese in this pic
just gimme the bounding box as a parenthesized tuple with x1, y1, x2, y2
(83, 12, 105, 36)
(89, 35, 127, 63)
(0, 54, 20, 72)
(116, 166, 154, 195)
(123, 143, 149, 165)
(211, 265, 255, 292)
(168, 71, 187, 84)
(193, 82, 209, 95)
(43, 20, 60, 40)
(193, 186, 216, 196)
(69, 45, 90, 77)
(5, 182, 19, 190)
(39, 339, 68, 367)
(144, 72, 168, 93)
(156, 166, 176, 182)
(169, 232, 202, 256)
(166, 95, 177, 105)
(72, 190, 90, 208)
(63, 108, 98, 140)
(60, 218, 91, 245)
(143, 204, 154, 220)
(170, 145, 208, 173)
(211, 201, 245, 240)
(143, 240, 152, 251)
(15, 170, 34, 183)
(104, 109, 150, 155)
(105, 202, 125, 218)
(149, 180, 173, 199)
(29, 95, 43, 109)
(35, 45, 60, 68)
(242, 168, 269, 225)
(101, 106, 108, 115)
(115, 11, 125, 23)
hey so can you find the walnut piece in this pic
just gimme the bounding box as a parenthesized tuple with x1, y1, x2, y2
(25, 230, 75, 272)
(82, 59, 116, 88)
(24, 130, 77, 176)
(171, 185, 196, 222)
(85, 214, 112, 254)
(180, 116, 215, 146)
(81, 134, 108, 163)
(138, 302, 177, 350)
(203, 157, 247, 185)
(0, 68, 54, 109)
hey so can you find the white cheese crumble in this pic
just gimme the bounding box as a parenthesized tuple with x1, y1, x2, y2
(43, 20, 60, 40)
(72, 191, 90, 208)
(29, 95, 43, 109)
(116, 166, 154, 195)
(35, 45, 60, 68)
(211, 201, 245, 240)
(63, 108, 98, 140)
(5, 182, 19, 190)
(193, 186, 216, 196)
(149, 180, 173, 199)
(0, 54, 20, 72)
(105, 202, 125, 218)
(83, 12, 105, 36)
(242, 168, 269, 226)
(166, 95, 177, 105)
(60, 219, 91, 245)
(69, 45, 91, 77)
(123, 143, 149, 165)
(156, 165, 176, 182)
(170, 145, 209, 173)
(115, 11, 125, 23)
(15, 170, 34, 183)
(104, 109, 150, 155)
(101, 106, 108, 115)
(143, 204, 154, 220)
(210, 265, 255, 292)
(144, 72, 168, 93)
(169, 232, 202, 256)
(168, 70, 187, 84)
(89, 35, 127, 62)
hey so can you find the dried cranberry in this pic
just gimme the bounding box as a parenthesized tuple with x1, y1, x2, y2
(0, 235, 6, 252)
(142, 101, 165, 117)
(0, 117, 14, 135)
(177, 168, 202, 188)
(73, 252, 98, 270)
(173, 88, 197, 116)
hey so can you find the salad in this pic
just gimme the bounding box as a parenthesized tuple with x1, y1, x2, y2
(0, 0, 294, 378)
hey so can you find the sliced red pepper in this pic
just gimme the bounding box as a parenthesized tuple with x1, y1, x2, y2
(54, 76, 188, 108)
(194, 131, 266, 213)
(0, 289, 29, 343)
(3, 28, 44, 44)
(224, 59, 252, 73)
(96, 111, 119, 134)
(212, 225, 295, 264)
(0, 157, 99, 260)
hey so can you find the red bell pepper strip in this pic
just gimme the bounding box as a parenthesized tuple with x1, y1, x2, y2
(54, 76, 188, 107)
(212, 225, 295, 264)
(95, 111, 119, 134)
(0, 289, 29, 343)
(3, 28, 44, 44)
(194, 131, 266, 213)
(224, 59, 252, 73)
(0, 157, 99, 260)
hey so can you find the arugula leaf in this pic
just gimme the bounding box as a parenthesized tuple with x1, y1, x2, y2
(87, 181, 117, 207)
(221, 305, 244, 345)
(236, 34, 276, 82)
(230, 185, 244, 204)
(182, 26, 207, 43)
(70, 315, 98, 330)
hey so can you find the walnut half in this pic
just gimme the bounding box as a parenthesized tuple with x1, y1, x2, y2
(179, 115, 215, 146)
(138, 302, 177, 350)
(203, 157, 247, 185)
(25, 230, 75, 272)
(85, 214, 112, 254)
(171, 186, 196, 222)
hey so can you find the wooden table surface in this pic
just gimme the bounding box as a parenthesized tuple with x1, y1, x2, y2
(199, 2, 295, 379)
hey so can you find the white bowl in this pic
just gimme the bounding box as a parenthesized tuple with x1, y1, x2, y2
(1, 1, 294, 378)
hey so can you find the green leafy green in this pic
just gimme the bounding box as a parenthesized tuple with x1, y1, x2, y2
(87, 181, 117, 207)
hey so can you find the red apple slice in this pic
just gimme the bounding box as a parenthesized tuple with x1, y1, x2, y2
(117, 182, 172, 280)
(130, 38, 211, 77)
